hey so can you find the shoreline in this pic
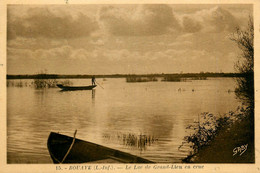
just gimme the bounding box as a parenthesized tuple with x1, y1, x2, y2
(182, 108, 254, 163)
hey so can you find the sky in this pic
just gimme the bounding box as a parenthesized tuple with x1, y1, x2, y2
(7, 4, 253, 75)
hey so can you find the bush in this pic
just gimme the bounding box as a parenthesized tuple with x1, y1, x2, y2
(179, 108, 247, 155)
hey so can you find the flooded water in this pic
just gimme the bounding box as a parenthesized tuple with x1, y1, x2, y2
(7, 77, 241, 163)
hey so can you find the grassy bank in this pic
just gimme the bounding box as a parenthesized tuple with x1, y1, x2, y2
(182, 107, 254, 163)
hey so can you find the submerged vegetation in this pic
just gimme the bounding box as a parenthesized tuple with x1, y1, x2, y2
(126, 75, 158, 82)
(126, 74, 208, 82)
(34, 78, 73, 88)
(103, 133, 158, 151)
(7, 73, 73, 89)
(33, 72, 58, 88)
(121, 133, 158, 151)
(34, 78, 57, 89)
(191, 77, 207, 80)
(162, 75, 186, 82)
(7, 80, 31, 87)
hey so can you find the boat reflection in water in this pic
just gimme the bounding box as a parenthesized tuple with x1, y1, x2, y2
(92, 89, 95, 99)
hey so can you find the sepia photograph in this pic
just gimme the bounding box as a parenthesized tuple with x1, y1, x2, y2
(1, 0, 259, 172)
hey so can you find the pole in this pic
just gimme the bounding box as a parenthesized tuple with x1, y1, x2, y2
(95, 80, 104, 89)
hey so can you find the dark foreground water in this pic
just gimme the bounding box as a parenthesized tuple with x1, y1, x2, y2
(7, 77, 241, 163)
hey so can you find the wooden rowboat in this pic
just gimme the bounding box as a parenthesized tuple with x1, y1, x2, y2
(57, 84, 96, 91)
(47, 132, 154, 163)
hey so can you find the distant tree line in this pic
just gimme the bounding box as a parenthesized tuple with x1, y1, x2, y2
(7, 72, 245, 80)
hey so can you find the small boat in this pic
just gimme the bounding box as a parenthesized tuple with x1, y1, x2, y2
(47, 132, 154, 163)
(57, 84, 96, 91)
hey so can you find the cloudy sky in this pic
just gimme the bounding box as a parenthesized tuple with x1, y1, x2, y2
(7, 4, 252, 75)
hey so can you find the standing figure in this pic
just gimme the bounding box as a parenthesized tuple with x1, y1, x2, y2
(92, 76, 96, 86)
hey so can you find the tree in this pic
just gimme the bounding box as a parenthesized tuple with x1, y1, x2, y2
(230, 16, 254, 110)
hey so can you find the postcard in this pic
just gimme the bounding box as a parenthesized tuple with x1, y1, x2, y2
(1, 0, 259, 172)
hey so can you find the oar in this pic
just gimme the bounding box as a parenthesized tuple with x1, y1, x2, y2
(95, 81, 104, 89)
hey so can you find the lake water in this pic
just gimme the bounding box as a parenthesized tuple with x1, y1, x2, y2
(7, 77, 241, 163)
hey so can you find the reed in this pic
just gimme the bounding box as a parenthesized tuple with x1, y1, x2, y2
(162, 75, 186, 82)
(122, 133, 158, 150)
(191, 77, 207, 80)
(7, 80, 26, 87)
(7, 79, 73, 88)
(33, 72, 73, 88)
(126, 76, 158, 82)
(34, 78, 57, 88)
(103, 132, 158, 151)
(59, 80, 73, 86)
(34, 79, 74, 88)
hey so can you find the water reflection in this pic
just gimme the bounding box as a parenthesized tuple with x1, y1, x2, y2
(7, 78, 241, 163)
(92, 89, 95, 99)
(58, 88, 96, 101)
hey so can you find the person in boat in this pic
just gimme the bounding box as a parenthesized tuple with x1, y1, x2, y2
(91, 76, 96, 86)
